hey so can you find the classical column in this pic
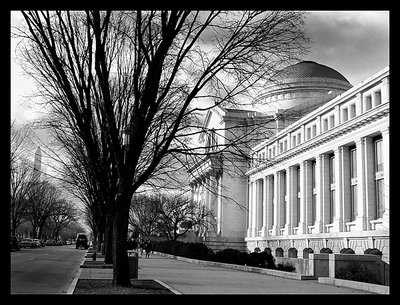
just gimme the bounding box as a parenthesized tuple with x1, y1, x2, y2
(272, 171, 280, 235)
(355, 138, 367, 230)
(285, 166, 295, 235)
(279, 171, 286, 234)
(333, 147, 343, 232)
(256, 179, 263, 236)
(319, 154, 331, 230)
(261, 176, 268, 237)
(208, 174, 217, 235)
(341, 146, 351, 229)
(381, 127, 390, 226)
(314, 154, 324, 233)
(247, 181, 253, 237)
(266, 175, 274, 235)
(290, 165, 300, 231)
(298, 161, 307, 234)
(304, 160, 314, 232)
(364, 137, 375, 226)
(217, 175, 223, 235)
(250, 180, 257, 237)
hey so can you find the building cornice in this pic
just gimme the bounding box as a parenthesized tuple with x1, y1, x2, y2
(246, 103, 389, 176)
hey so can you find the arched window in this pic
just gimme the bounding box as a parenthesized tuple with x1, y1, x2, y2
(320, 248, 333, 254)
(288, 247, 298, 258)
(340, 248, 355, 254)
(275, 247, 284, 257)
(303, 247, 314, 259)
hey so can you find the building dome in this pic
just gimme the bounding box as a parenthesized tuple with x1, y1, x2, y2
(276, 61, 350, 84)
(255, 61, 353, 118)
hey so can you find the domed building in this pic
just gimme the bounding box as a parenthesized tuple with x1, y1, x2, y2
(188, 61, 390, 270)
(261, 61, 352, 111)
(252, 61, 353, 132)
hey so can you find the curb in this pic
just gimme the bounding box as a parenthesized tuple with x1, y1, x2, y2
(318, 277, 389, 295)
(67, 251, 88, 294)
(153, 279, 182, 295)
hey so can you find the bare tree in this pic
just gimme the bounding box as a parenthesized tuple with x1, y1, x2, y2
(10, 121, 37, 235)
(156, 193, 213, 241)
(129, 194, 161, 238)
(10, 158, 34, 236)
(14, 10, 309, 286)
(47, 199, 79, 242)
(25, 179, 62, 238)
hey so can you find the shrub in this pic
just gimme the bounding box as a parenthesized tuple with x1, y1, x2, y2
(276, 262, 296, 272)
(152, 240, 214, 261)
(212, 248, 247, 265)
(178, 242, 214, 261)
(153, 241, 294, 272)
(337, 262, 379, 284)
(245, 251, 276, 269)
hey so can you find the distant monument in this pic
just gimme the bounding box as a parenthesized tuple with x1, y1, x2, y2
(33, 146, 42, 180)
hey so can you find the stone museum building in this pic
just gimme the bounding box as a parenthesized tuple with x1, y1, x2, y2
(188, 61, 390, 263)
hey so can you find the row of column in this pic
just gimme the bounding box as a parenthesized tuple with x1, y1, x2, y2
(191, 173, 222, 236)
(247, 129, 389, 238)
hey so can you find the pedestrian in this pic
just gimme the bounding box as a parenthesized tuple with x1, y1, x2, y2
(145, 238, 152, 258)
(137, 238, 143, 258)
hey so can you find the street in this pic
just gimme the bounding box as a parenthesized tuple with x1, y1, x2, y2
(10, 245, 86, 294)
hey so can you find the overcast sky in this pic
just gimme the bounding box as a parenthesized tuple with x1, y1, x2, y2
(11, 10, 389, 124)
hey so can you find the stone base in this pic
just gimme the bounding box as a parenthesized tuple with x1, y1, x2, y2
(203, 236, 247, 252)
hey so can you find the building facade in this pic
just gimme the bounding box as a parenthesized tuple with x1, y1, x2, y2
(246, 66, 389, 262)
(188, 61, 389, 261)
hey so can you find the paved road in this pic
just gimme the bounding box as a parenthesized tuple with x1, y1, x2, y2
(11, 245, 86, 294)
(138, 254, 373, 294)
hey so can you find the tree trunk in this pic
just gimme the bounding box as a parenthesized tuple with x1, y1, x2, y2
(104, 214, 113, 264)
(112, 204, 131, 287)
(96, 231, 103, 252)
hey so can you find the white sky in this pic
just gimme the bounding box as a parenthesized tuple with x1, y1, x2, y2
(10, 10, 389, 124)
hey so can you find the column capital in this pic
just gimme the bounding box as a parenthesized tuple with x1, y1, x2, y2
(333, 146, 341, 154)
(380, 126, 389, 136)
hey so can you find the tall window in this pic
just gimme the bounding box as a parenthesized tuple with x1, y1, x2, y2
(349, 146, 357, 222)
(374, 136, 385, 219)
(349, 103, 356, 119)
(329, 154, 335, 223)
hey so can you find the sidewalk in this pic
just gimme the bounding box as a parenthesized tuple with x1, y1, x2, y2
(73, 253, 373, 294)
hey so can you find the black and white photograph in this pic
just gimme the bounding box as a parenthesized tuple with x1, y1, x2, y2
(10, 10, 389, 295)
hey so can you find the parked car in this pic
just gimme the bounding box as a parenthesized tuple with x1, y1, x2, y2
(20, 238, 35, 248)
(45, 239, 56, 246)
(10, 236, 20, 251)
(75, 233, 88, 249)
(32, 239, 41, 247)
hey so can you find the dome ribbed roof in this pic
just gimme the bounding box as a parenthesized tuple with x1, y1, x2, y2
(276, 61, 350, 84)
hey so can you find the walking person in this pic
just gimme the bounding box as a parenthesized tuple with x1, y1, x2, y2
(145, 238, 152, 258)
(137, 237, 143, 258)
